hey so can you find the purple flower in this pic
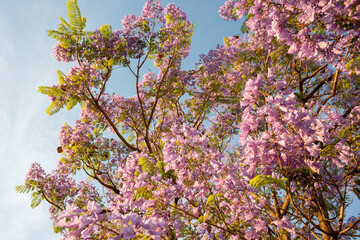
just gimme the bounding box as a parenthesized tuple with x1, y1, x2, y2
(272, 216, 296, 234)
(122, 226, 135, 239)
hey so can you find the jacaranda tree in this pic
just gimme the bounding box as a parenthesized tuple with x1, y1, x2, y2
(18, 0, 360, 239)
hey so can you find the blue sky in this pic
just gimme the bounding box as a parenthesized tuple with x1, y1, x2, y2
(0, 1, 239, 239)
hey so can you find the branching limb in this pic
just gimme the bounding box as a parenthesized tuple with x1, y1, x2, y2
(315, 70, 341, 116)
(339, 217, 360, 235)
(82, 166, 120, 194)
(40, 189, 65, 211)
(299, 64, 328, 92)
(135, 56, 153, 153)
(85, 84, 139, 151)
(302, 75, 333, 104)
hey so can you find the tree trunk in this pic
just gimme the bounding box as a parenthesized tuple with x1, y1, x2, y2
(315, 192, 336, 240)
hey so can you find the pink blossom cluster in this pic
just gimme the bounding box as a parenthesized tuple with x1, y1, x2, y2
(22, 0, 360, 239)
(220, 0, 360, 72)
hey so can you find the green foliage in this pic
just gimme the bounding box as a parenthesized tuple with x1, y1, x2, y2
(181, 225, 198, 240)
(164, 169, 177, 183)
(99, 24, 112, 38)
(66, 95, 81, 111)
(353, 178, 360, 200)
(47, 0, 87, 41)
(38, 86, 62, 96)
(198, 215, 206, 224)
(134, 186, 153, 201)
(52, 222, 65, 234)
(346, 56, 360, 75)
(17, 182, 43, 209)
(250, 175, 287, 189)
(214, 96, 240, 104)
(223, 37, 231, 47)
(240, 12, 253, 33)
(295, 92, 306, 103)
(138, 157, 155, 173)
(38, 82, 81, 115)
(206, 193, 225, 206)
(206, 194, 216, 206)
(156, 160, 165, 175)
(57, 70, 66, 85)
(15, 184, 33, 194)
(66, 0, 86, 33)
(30, 192, 43, 209)
(270, 44, 287, 63)
(339, 125, 357, 139)
(45, 100, 62, 115)
(38, 86, 65, 115)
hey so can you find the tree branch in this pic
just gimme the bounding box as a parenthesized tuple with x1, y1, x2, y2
(302, 75, 333, 104)
(86, 85, 139, 152)
(315, 70, 341, 116)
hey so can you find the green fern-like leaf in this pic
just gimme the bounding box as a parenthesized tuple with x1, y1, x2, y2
(138, 157, 155, 173)
(66, 0, 85, 33)
(270, 44, 287, 62)
(240, 13, 251, 34)
(46, 100, 64, 115)
(181, 224, 198, 239)
(38, 86, 53, 95)
(66, 96, 80, 110)
(134, 187, 153, 201)
(206, 195, 216, 206)
(47, 0, 86, 40)
(59, 17, 72, 32)
(30, 192, 42, 209)
(38, 85, 77, 115)
(15, 184, 33, 194)
(57, 70, 67, 84)
(198, 214, 207, 224)
(99, 24, 112, 38)
(47, 30, 67, 41)
(52, 222, 65, 234)
(250, 175, 287, 190)
(38, 86, 64, 96)
(156, 160, 165, 175)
